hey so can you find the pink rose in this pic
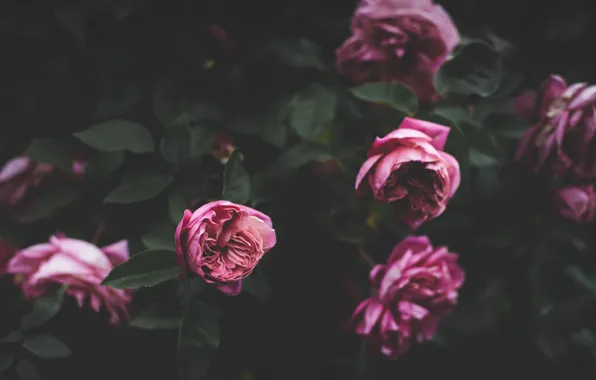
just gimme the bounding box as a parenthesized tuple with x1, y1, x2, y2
(516, 75, 596, 179)
(355, 117, 460, 229)
(0, 240, 16, 275)
(212, 134, 236, 164)
(6, 235, 131, 324)
(336, 0, 459, 102)
(554, 184, 596, 224)
(0, 156, 86, 221)
(352, 236, 464, 358)
(514, 89, 538, 123)
(175, 200, 276, 296)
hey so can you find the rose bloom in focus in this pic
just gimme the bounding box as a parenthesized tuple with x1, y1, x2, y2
(554, 184, 596, 224)
(516, 75, 596, 179)
(336, 0, 459, 102)
(352, 236, 464, 357)
(6, 235, 131, 324)
(356, 117, 460, 229)
(0, 156, 86, 221)
(175, 200, 276, 296)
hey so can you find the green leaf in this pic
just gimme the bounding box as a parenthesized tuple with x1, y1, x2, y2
(73, 119, 154, 153)
(222, 152, 251, 204)
(141, 221, 176, 251)
(16, 359, 40, 380)
(23, 138, 73, 171)
(130, 305, 182, 330)
(161, 124, 192, 168)
(177, 298, 220, 380)
(469, 148, 499, 167)
(22, 334, 71, 359)
(350, 83, 418, 115)
(84, 151, 125, 182)
(0, 354, 14, 372)
(566, 266, 596, 293)
(169, 189, 190, 223)
(20, 184, 79, 222)
(289, 84, 337, 140)
(267, 141, 333, 178)
(263, 38, 327, 70)
(102, 249, 179, 289)
(0, 330, 22, 344)
(242, 269, 271, 301)
(104, 173, 173, 204)
(21, 287, 65, 330)
(434, 41, 503, 97)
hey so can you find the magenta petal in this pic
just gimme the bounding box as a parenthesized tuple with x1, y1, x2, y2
(217, 280, 242, 296)
(399, 117, 451, 150)
(438, 152, 460, 197)
(539, 75, 567, 115)
(355, 154, 383, 194)
(567, 85, 596, 111)
(101, 240, 129, 267)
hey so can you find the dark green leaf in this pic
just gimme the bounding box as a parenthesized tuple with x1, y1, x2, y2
(566, 266, 596, 293)
(434, 41, 503, 97)
(22, 334, 71, 359)
(222, 152, 251, 204)
(0, 330, 21, 344)
(161, 124, 192, 168)
(189, 125, 216, 158)
(168, 189, 190, 223)
(267, 141, 333, 178)
(263, 38, 327, 70)
(177, 298, 220, 380)
(16, 359, 40, 380)
(102, 249, 179, 289)
(242, 269, 271, 301)
(350, 83, 418, 115)
(23, 138, 73, 171)
(289, 84, 337, 140)
(84, 151, 125, 182)
(0, 354, 14, 372)
(94, 82, 143, 120)
(21, 287, 65, 330)
(73, 119, 154, 153)
(104, 173, 173, 204)
(20, 184, 79, 222)
(469, 148, 499, 167)
(141, 221, 176, 251)
(130, 305, 182, 330)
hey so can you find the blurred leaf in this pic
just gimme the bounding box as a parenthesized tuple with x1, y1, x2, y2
(74, 119, 154, 153)
(222, 152, 251, 204)
(263, 38, 327, 70)
(141, 221, 176, 251)
(570, 329, 595, 349)
(189, 126, 216, 158)
(21, 287, 65, 330)
(22, 334, 71, 359)
(102, 249, 179, 289)
(94, 82, 143, 121)
(566, 266, 596, 293)
(469, 148, 499, 167)
(0, 331, 21, 344)
(16, 359, 40, 380)
(431, 105, 470, 125)
(84, 151, 125, 182)
(0, 354, 14, 371)
(23, 138, 73, 171)
(177, 297, 220, 380)
(434, 41, 503, 97)
(350, 83, 418, 115)
(289, 84, 337, 140)
(242, 268, 271, 301)
(169, 189, 190, 223)
(21, 184, 80, 222)
(104, 173, 173, 204)
(161, 125, 192, 168)
(267, 141, 333, 178)
(130, 305, 182, 330)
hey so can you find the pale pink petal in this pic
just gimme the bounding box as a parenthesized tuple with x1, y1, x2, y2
(399, 117, 451, 150)
(101, 240, 129, 267)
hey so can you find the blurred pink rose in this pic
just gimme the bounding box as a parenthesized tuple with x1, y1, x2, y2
(0, 156, 86, 221)
(175, 200, 276, 296)
(554, 184, 596, 224)
(6, 235, 131, 324)
(514, 89, 538, 123)
(355, 117, 460, 229)
(352, 236, 464, 358)
(0, 240, 17, 275)
(212, 134, 236, 164)
(336, 0, 459, 102)
(516, 75, 596, 179)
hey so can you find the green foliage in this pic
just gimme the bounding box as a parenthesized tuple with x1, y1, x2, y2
(102, 249, 179, 289)
(74, 119, 154, 153)
(350, 83, 418, 115)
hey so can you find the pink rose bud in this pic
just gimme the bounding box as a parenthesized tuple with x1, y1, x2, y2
(335, 0, 460, 102)
(0, 240, 16, 275)
(212, 134, 236, 164)
(355, 117, 460, 229)
(516, 75, 596, 179)
(555, 184, 596, 223)
(6, 236, 131, 324)
(175, 201, 276, 296)
(352, 236, 464, 358)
